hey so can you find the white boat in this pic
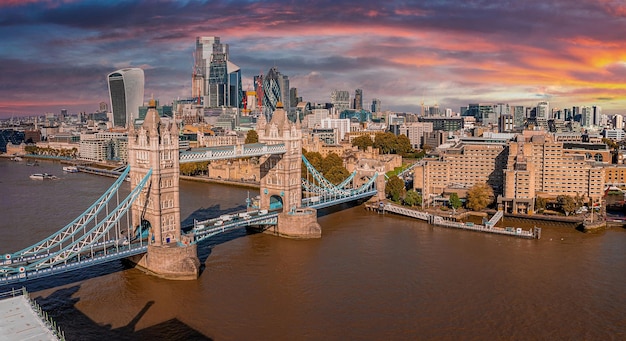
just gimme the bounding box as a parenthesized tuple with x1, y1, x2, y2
(30, 173, 58, 180)
(63, 166, 78, 173)
(11, 156, 23, 162)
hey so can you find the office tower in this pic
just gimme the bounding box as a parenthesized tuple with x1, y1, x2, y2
(536, 102, 549, 120)
(290, 87, 299, 108)
(512, 106, 525, 128)
(107, 67, 145, 128)
(353, 89, 363, 110)
(428, 104, 439, 117)
(614, 114, 624, 130)
(445, 108, 452, 117)
(495, 103, 510, 116)
(331, 90, 351, 113)
(257, 66, 289, 117)
(593, 106, 602, 126)
(467, 103, 497, 125)
(371, 98, 382, 113)
(581, 106, 593, 127)
(194, 36, 242, 108)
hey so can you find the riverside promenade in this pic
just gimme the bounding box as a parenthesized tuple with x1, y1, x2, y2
(368, 202, 541, 239)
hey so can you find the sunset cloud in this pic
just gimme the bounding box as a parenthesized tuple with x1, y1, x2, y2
(0, 0, 625, 117)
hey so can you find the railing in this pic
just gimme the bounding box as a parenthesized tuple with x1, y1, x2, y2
(0, 287, 66, 340)
(179, 143, 286, 163)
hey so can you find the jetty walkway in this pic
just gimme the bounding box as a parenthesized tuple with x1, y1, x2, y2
(368, 202, 541, 239)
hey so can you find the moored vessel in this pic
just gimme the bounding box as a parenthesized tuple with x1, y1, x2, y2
(29, 173, 58, 180)
(62, 166, 78, 173)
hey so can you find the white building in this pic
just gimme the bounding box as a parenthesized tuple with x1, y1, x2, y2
(603, 129, 626, 142)
(107, 68, 144, 128)
(321, 118, 351, 143)
(399, 122, 433, 149)
(307, 109, 330, 129)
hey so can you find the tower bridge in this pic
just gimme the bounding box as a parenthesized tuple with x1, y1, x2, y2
(0, 101, 383, 286)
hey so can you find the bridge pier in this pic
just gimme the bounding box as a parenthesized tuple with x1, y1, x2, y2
(127, 237, 200, 280)
(259, 208, 321, 239)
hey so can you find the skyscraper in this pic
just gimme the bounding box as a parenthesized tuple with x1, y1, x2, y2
(107, 67, 144, 128)
(194, 36, 242, 109)
(331, 90, 351, 113)
(257, 66, 289, 117)
(353, 89, 363, 110)
(371, 98, 381, 113)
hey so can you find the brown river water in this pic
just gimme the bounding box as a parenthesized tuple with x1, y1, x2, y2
(1, 159, 625, 340)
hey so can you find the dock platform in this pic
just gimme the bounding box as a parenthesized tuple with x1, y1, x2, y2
(0, 287, 65, 340)
(368, 202, 541, 239)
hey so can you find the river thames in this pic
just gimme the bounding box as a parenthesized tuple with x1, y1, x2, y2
(1, 159, 625, 340)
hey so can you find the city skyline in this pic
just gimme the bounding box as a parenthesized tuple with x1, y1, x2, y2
(1, 0, 625, 118)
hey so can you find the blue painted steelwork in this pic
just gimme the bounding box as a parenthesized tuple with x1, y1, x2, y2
(0, 167, 151, 286)
(4, 166, 131, 263)
(179, 143, 287, 163)
(1, 151, 381, 285)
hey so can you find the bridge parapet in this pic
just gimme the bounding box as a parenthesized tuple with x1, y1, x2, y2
(179, 143, 286, 163)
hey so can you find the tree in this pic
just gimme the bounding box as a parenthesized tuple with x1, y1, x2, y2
(385, 175, 406, 202)
(245, 130, 259, 144)
(374, 132, 397, 154)
(352, 135, 374, 151)
(321, 152, 343, 174)
(449, 193, 462, 210)
(466, 182, 494, 211)
(557, 195, 577, 216)
(535, 196, 547, 213)
(404, 190, 422, 207)
(396, 134, 413, 155)
(325, 166, 350, 185)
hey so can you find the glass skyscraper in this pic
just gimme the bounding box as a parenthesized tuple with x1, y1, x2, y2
(194, 36, 242, 109)
(107, 68, 144, 128)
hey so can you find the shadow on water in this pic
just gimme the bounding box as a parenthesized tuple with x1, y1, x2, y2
(0, 261, 132, 293)
(316, 199, 369, 218)
(34, 285, 213, 341)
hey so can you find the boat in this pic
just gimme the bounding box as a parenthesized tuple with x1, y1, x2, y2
(10, 156, 23, 162)
(29, 173, 58, 180)
(26, 161, 39, 166)
(62, 166, 78, 173)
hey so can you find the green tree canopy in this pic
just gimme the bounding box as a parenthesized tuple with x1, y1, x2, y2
(321, 152, 343, 174)
(374, 132, 397, 154)
(404, 190, 422, 207)
(325, 166, 351, 185)
(385, 175, 406, 202)
(396, 134, 413, 155)
(449, 193, 462, 210)
(245, 130, 259, 144)
(466, 182, 494, 211)
(535, 196, 547, 212)
(557, 195, 577, 216)
(352, 135, 374, 151)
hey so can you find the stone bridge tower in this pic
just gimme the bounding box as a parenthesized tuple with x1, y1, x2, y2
(256, 102, 321, 238)
(127, 99, 200, 280)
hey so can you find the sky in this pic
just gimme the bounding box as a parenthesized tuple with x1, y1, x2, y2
(1, 0, 625, 118)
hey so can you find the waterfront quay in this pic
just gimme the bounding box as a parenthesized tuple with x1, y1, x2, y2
(369, 202, 541, 239)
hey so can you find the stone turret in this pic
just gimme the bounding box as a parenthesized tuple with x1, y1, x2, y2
(126, 98, 200, 280)
(256, 103, 321, 239)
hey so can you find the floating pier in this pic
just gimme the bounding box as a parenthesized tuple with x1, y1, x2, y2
(369, 203, 541, 239)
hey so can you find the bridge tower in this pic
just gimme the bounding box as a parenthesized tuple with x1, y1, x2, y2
(256, 102, 321, 238)
(126, 99, 200, 280)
